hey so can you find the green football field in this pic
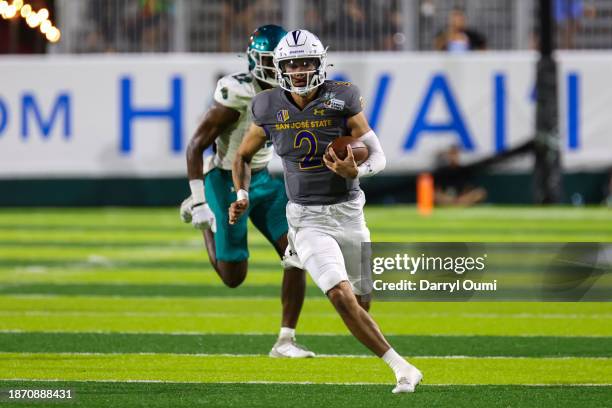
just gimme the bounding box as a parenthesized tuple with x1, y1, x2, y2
(0, 206, 611, 407)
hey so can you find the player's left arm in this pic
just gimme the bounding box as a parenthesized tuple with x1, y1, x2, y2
(229, 123, 268, 225)
(347, 112, 387, 178)
(324, 111, 387, 179)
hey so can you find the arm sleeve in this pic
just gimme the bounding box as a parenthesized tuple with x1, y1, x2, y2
(357, 130, 386, 178)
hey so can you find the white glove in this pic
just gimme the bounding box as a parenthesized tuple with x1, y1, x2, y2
(191, 202, 216, 231)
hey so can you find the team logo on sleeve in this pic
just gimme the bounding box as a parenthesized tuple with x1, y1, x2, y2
(276, 109, 290, 122)
(324, 98, 345, 111)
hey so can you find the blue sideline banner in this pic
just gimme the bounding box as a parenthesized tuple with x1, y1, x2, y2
(0, 52, 610, 178)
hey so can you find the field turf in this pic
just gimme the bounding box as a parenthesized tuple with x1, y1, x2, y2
(0, 207, 610, 407)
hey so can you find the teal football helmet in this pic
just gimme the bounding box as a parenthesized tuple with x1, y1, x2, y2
(247, 24, 287, 86)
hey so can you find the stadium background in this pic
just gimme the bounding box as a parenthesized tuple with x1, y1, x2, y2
(1, 1, 611, 407)
(1, 0, 611, 205)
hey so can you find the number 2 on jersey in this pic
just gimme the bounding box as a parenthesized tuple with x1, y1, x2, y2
(294, 130, 323, 170)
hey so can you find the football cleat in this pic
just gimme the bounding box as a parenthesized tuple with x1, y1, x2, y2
(392, 365, 423, 394)
(269, 337, 315, 358)
(180, 196, 193, 223)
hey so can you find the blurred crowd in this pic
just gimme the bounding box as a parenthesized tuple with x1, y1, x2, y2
(1, 0, 608, 54)
(79, 0, 173, 53)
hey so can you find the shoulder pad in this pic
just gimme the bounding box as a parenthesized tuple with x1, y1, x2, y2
(214, 72, 256, 109)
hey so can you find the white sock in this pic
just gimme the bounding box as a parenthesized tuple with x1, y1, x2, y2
(382, 348, 411, 380)
(279, 327, 295, 340)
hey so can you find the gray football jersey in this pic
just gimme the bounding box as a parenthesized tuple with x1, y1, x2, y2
(251, 80, 364, 205)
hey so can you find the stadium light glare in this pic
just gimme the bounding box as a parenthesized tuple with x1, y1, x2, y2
(46, 26, 61, 43)
(26, 11, 40, 27)
(37, 7, 48, 21)
(39, 19, 51, 34)
(19, 3, 30, 17)
(2, 0, 60, 43)
(4, 3, 16, 18)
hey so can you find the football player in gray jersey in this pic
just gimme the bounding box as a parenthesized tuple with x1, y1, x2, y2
(230, 29, 423, 393)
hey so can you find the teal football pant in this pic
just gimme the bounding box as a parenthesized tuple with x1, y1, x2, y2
(205, 167, 289, 262)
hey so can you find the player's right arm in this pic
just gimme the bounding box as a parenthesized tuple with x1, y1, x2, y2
(186, 102, 240, 230)
(187, 102, 240, 180)
(229, 123, 267, 225)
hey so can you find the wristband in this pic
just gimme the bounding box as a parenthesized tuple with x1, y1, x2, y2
(189, 179, 206, 204)
(357, 162, 373, 178)
(237, 189, 249, 201)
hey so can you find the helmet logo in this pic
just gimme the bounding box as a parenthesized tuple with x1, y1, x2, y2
(288, 30, 306, 46)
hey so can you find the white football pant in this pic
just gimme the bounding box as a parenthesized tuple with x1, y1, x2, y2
(286, 191, 372, 295)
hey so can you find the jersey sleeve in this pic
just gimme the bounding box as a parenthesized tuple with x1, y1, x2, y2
(250, 91, 271, 127)
(343, 83, 364, 117)
(213, 75, 248, 110)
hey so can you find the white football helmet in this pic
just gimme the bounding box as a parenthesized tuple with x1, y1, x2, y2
(273, 29, 328, 96)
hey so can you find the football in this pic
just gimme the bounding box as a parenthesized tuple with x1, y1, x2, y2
(326, 136, 369, 165)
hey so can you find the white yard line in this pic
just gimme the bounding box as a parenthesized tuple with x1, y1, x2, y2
(1, 378, 611, 387)
(0, 352, 610, 360)
(1, 310, 611, 319)
(0, 329, 610, 338)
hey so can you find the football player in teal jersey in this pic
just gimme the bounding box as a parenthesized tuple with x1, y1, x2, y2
(182, 25, 314, 358)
